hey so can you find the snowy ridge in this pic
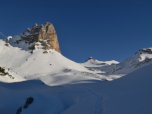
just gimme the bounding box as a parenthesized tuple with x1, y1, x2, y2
(106, 47, 152, 75)
(8, 33, 35, 51)
(81, 57, 119, 67)
(0, 39, 103, 85)
(81, 48, 152, 77)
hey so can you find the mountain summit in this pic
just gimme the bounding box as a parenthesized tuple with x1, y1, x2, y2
(7, 22, 61, 53)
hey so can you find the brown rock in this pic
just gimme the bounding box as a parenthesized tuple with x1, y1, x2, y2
(43, 51, 48, 54)
(21, 22, 61, 53)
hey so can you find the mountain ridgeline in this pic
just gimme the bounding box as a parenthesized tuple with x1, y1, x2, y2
(3, 22, 152, 81)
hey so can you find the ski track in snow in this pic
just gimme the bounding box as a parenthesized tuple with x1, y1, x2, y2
(85, 88, 104, 114)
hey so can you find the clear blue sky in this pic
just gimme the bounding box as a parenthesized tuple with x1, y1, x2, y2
(0, 0, 152, 63)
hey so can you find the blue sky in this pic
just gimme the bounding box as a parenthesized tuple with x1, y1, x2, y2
(0, 0, 152, 63)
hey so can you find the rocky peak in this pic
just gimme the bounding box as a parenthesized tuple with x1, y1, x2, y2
(86, 57, 96, 62)
(10, 22, 61, 53)
(135, 48, 152, 55)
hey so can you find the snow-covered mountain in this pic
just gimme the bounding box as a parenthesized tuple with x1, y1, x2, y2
(0, 23, 110, 86)
(1, 22, 152, 114)
(82, 57, 119, 67)
(81, 48, 152, 77)
(81, 57, 119, 75)
(106, 47, 152, 75)
(0, 39, 103, 85)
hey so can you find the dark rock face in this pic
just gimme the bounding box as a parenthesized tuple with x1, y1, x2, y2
(86, 57, 96, 62)
(16, 97, 34, 114)
(25, 22, 61, 53)
(136, 48, 152, 54)
(134, 58, 152, 68)
(16, 107, 22, 114)
(23, 97, 34, 109)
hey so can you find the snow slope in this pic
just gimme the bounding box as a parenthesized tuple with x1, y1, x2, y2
(82, 48, 152, 78)
(0, 62, 152, 114)
(0, 33, 152, 114)
(0, 39, 104, 85)
(106, 47, 152, 75)
(95, 63, 152, 114)
(81, 57, 119, 75)
(0, 66, 25, 83)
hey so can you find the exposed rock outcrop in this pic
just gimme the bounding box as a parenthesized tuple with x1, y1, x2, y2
(107, 47, 152, 74)
(135, 48, 152, 54)
(10, 22, 61, 53)
(85, 57, 97, 62)
(16, 97, 34, 114)
(23, 97, 34, 109)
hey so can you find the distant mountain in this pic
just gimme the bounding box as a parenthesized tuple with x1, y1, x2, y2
(81, 48, 152, 79)
(82, 57, 119, 67)
(106, 47, 152, 75)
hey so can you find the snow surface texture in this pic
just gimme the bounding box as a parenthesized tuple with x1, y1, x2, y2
(1, 64, 152, 114)
(1, 35, 152, 114)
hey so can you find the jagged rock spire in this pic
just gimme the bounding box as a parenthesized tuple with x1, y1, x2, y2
(36, 22, 61, 53)
(22, 22, 61, 53)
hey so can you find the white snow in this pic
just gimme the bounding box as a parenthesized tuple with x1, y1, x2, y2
(0, 64, 152, 114)
(0, 39, 102, 85)
(81, 57, 119, 67)
(0, 36, 152, 114)
(6, 36, 12, 42)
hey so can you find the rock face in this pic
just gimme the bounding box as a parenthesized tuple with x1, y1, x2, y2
(10, 22, 61, 53)
(135, 48, 152, 54)
(85, 57, 97, 62)
(26, 22, 61, 53)
(16, 97, 34, 114)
